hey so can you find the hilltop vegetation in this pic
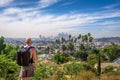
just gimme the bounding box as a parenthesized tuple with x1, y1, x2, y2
(0, 33, 120, 80)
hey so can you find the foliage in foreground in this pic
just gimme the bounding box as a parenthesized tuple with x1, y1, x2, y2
(0, 34, 120, 80)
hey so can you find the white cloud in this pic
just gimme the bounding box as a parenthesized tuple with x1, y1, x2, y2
(61, 1, 73, 6)
(3, 8, 21, 15)
(100, 20, 120, 25)
(39, 0, 60, 8)
(0, 6, 120, 38)
(0, 0, 14, 7)
(104, 3, 120, 9)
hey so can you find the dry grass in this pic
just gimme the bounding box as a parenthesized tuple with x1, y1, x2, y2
(76, 71, 98, 80)
(101, 75, 120, 80)
(34, 73, 120, 80)
(0, 78, 5, 80)
(37, 59, 57, 66)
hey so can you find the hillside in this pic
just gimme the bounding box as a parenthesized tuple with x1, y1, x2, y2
(95, 37, 120, 43)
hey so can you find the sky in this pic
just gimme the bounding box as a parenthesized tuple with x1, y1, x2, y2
(0, 0, 120, 38)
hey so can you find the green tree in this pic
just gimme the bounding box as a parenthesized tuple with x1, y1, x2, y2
(0, 36, 6, 54)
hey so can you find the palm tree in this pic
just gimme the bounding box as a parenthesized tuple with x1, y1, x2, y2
(78, 34, 81, 39)
(88, 33, 91, 37)
(84, 35, 88, 42)
(74, 38, 77, 43)
(82, 35, 85, 42)
(89, 36, 93, 43)
(70, 38, 73, 43)
(82, 33, 93, 51)
(61, 45, 67, 53)
(61, 37, 65, 44)
(55, 39, 61, 52)
(79, 43, 85, 50)
(67, 42, 74, 55)
(68, 34, 71, 42)
(61, 37, 67, 53)
(55, 39, 60, 44)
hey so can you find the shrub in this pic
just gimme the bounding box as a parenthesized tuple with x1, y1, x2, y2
(52, 54, 69, 64)
(87, 54, 97, 67)
(74, 51, 88, 61)
(104, 65, 114, 73)
(32, 64, 53, 80)
(63, 62, 84, 79)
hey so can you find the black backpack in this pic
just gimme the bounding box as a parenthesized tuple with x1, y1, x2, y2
(16, 46, 33, 66)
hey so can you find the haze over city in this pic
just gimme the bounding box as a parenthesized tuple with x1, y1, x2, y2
(0, 0, 120, 38)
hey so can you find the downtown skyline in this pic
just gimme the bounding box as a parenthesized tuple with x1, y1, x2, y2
(0, 0, 120, 38)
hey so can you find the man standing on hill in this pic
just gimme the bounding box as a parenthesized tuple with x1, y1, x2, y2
(19, 38, 37, 80)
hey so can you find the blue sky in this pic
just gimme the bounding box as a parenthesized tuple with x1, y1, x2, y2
(0, 0, 120, 38)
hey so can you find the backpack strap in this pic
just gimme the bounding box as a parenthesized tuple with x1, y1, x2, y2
(26, 46, 34, 53)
